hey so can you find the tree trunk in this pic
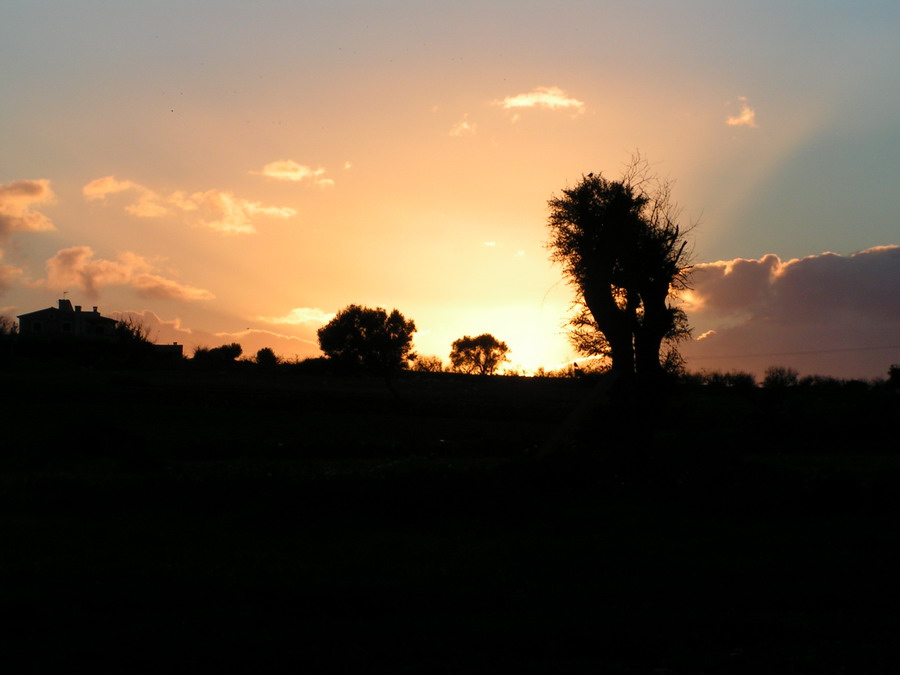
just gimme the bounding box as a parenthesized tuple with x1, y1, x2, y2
(634, 283, 670, 380)
(583, 286, 635, 376)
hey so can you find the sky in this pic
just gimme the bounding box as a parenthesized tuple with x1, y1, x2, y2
(2, 0, 899, 379)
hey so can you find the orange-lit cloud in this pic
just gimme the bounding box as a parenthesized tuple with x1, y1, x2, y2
(449, 114, 477, 137)
(43, 246, 214, 300)
(253, 160, 335, 187)
(0, 179, 56, 235)
(726, 96, 758, 128)
(83, 176, 170, 217)
(495, 86, 585, 119)
(131, 274, 216, 301)
(170, 189, 296, 234)
(84, 176, 296, 234)
(0, 257, 22, 294)
(83, 176, 141, 200)
(257, 307, 335, 325)
(680, 246, 900, 378)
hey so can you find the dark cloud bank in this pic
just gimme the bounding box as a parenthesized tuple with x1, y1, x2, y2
(680, 246, 900, 379)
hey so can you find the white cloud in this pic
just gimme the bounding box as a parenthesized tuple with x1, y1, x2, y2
(83, 176, 296, 235)
(726, 96, 758, 128)
(42, 246, 214, 301)
(495, 86, 585, 120)
(450, 114, 477, 137)
(257, 307, 335, 325)
(253, 160, 335, 187)
(0, 179, 56, 236)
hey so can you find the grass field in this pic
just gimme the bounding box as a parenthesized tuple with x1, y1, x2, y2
(1, 365, 898, 672)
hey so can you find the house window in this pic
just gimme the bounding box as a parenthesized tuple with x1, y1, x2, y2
(33, 322, 42, 332)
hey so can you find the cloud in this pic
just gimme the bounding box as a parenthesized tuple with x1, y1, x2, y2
(253, 160, 334, 187)
(0, 262, 22, 294)
(450, 114, 477, 137)
(170, 189, 296, 234)
(43, 246, 214, 301)
(495, 86, 585, 120)
(83, 176, 296, 235)
(680, 246, 900, 378)
(0, 179, 56, 236)
(726, 96, 758, 128)
(257, 307, 335, 325)
(83, 176, 171, 217)
(83, 176, 140, 201)
(131, 274, 216, 301)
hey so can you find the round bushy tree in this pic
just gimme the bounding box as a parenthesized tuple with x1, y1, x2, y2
(317, 304, 416, 373)
(449, 334, 510, 375)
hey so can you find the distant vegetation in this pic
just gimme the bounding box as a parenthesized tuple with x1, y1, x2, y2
(316, 304, 416, 374)
(449, 333, 510, 375)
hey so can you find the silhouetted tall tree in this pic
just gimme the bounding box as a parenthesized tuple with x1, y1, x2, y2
(547, 156, 692, 379)
(317, 304, 416, 373)
(449, 334, 510, 375)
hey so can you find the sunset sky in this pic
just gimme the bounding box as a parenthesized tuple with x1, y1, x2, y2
(3, 1, 899, 378)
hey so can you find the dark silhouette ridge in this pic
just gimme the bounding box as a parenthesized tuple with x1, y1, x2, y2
(2, 365, 899, 672)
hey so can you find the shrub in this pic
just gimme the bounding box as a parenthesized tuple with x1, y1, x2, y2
(763, 366, 799, 389)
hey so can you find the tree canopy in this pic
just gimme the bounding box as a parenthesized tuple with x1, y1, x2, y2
(546, 157, 692, 379)
(317, 304, 416, 373)
(449, 333, 510, 375)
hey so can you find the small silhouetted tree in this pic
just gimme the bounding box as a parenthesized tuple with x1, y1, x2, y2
(115, 315, 152, 345)
(0, 316, 16, 360)
(888, 364, 900, 392)
(317, 304, 416, 373)
(1, 316, 17, 337)
(111, 315, 156, 364)
(412, 355, 444, 373)
(449, 334, 510, 375)
(193, 342, 243, 366)
(256, 347, 279, 368)
(546, 155, 693, 380)
(763, 365, 799, 389)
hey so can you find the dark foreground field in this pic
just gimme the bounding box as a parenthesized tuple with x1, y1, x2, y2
(2, 367, 899, 673)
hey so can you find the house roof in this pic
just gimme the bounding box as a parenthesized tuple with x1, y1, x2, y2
(17, 301, 118, 324)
